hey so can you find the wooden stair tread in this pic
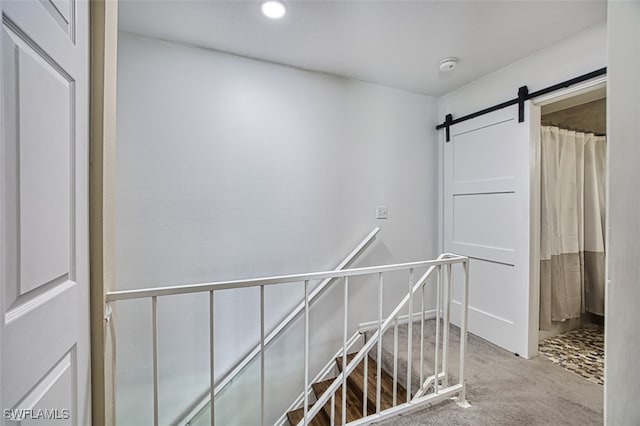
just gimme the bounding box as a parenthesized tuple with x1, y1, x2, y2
(286, 404, 329, 426)
(336, 353, 408, 413)
(285, 352, 408, 425)
(312, 378, 364, 424)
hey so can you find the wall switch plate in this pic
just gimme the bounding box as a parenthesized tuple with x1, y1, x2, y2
(376, 205, 388, 219)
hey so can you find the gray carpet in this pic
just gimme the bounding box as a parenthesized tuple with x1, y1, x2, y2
(368, 320, 603, 426)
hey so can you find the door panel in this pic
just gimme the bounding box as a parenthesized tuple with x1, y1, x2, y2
(7, 24, 72, 295)
(1, 0, 89, 423)
(452, 120, 517, 183)
(452, 192, 517, 258)
(19, 350, 75, 426)
(445, 104, 537, 358)
(41, 0, 75, 40)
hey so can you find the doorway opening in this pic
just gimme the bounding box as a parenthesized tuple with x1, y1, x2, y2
(533, 85, 606, 386)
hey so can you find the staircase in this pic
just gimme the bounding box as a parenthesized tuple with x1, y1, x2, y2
(107, 252, 469, 426)
(286, 353, 407, 425)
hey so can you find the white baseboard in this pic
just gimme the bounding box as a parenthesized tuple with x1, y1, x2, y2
(357, 309, 438, 333)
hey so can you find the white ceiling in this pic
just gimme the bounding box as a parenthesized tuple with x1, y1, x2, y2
(118, 0, 607, 96)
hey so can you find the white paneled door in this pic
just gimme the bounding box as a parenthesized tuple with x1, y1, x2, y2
(444, 104, 539, 358)
(1, 0, 90, 424)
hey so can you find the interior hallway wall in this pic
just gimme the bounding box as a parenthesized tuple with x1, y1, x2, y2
(115, 32, 439, 425)
(605, 1, 640, 424)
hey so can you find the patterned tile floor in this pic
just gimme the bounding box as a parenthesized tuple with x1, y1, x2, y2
(538, 326, 604, 386)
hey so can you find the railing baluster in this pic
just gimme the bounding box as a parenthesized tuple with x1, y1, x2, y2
(442, 266, 448, 389)
(304, 279, 309, 426)
(407, 268, 413, 402)
(363, 351, 368, 417)
(152, 296, 159, 426)
(376, 272, 383, 414)
(342, 277, 348, 426)
(434, 265, 441, 394)
(209, 291, 215, 426)
(459, 261, 470, 403)
(260, 285, 265, 426)
(443, 264, 452, 388)
(393, 317, 398, 406)
(420, 277, 425, 393)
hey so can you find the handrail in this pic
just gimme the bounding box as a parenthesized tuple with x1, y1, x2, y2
(106, 254, 464, 302)
(296, 253, 468, 425)
(178, 228, 380, 425)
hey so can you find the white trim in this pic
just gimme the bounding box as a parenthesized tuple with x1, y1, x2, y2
(528, 102, 542, 359)
(0, 0, 4, 407)
(357, 309, 437, 333)
(531, 76, 606, 107)
(451, 300, 514, 325)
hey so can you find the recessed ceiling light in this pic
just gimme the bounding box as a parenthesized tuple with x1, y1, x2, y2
(439, 57, 459, 72)
(262, 1, 287, 19)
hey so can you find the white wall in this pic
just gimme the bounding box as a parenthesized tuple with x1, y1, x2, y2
(115, 32, 439, 425)
(605, 2, 640, 424)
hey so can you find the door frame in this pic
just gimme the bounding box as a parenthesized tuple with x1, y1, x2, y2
(528, 75, 608, 354)
(0, 0, 4, 413)
(89, 1, 119, 425)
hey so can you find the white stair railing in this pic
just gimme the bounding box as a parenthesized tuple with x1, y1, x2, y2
(293, 253, 470, 426)
(105, 251, 469, 426)
(178, 227, 380, 425)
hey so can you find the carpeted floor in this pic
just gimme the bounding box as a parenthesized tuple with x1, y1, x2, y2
(371, 320, 603, 426)
(538, 326, 604, 386)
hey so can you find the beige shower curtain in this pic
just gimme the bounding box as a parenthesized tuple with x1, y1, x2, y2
(539, 126, 606, 331)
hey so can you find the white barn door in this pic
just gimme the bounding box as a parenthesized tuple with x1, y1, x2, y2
(1, 0, 90, 424)
(444, 103, 539, 358)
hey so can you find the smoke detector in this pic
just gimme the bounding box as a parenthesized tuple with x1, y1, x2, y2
(439, 57, 458, 72)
